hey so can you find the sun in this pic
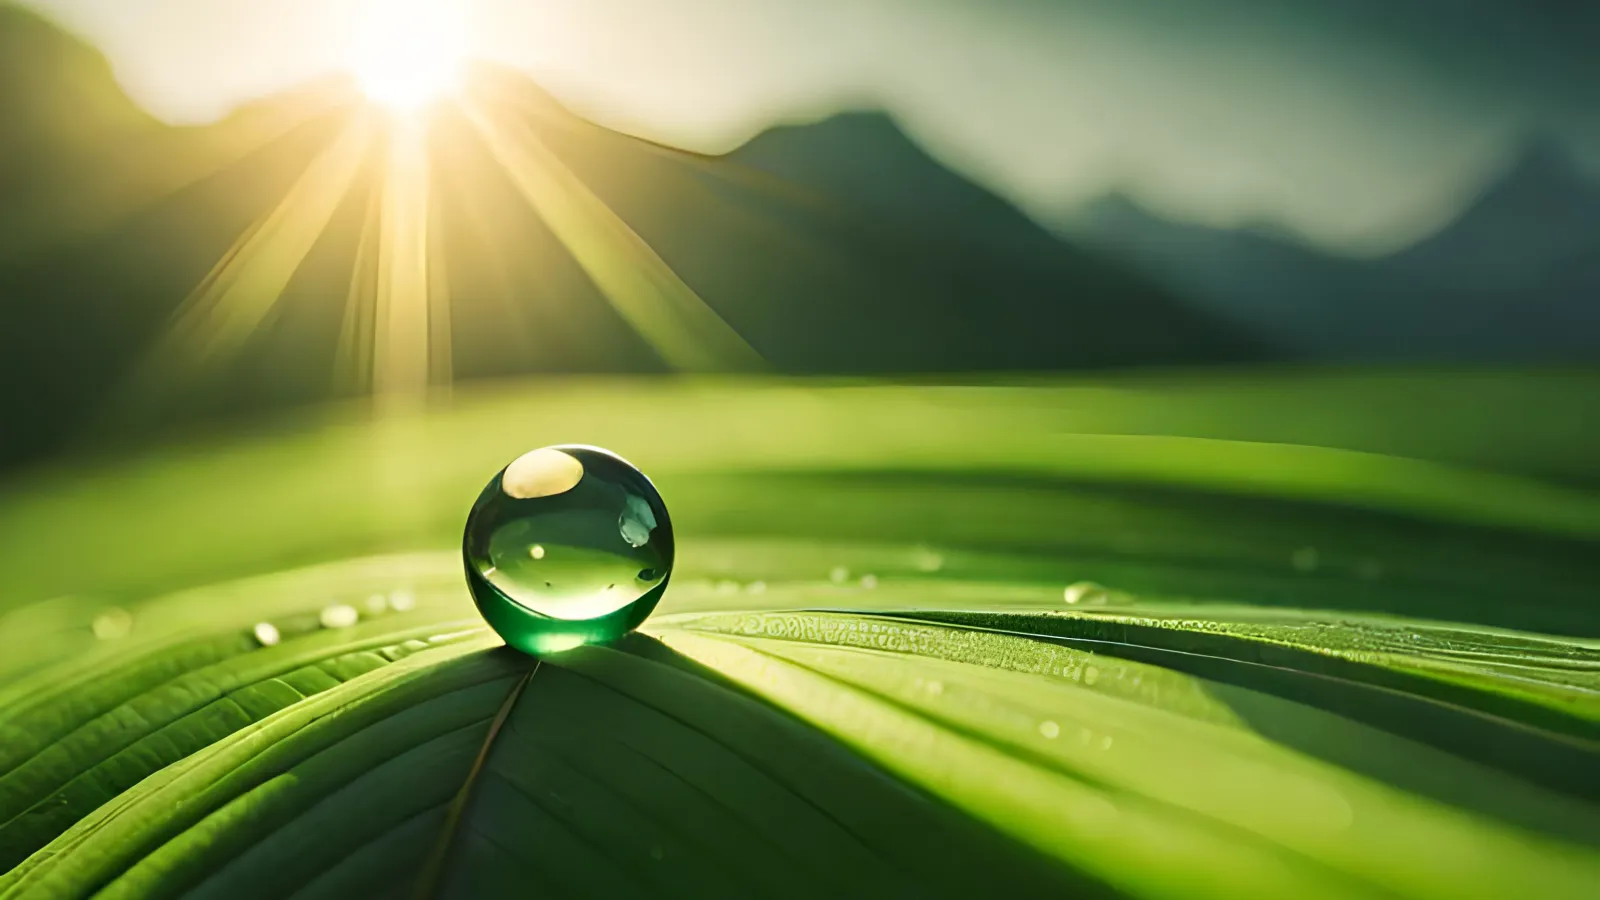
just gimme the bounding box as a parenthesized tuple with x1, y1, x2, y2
(352, 0, 467, 112)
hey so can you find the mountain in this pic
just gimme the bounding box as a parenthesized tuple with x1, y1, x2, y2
(1068, 140, 1600, 360)
(529, 106, 1264, 374)
(1386, 139, 1600, 291)
(0, 5, 157, 179)
(0, 6, 1260, 468)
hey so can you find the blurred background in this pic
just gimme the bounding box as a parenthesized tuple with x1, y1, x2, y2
(1, 0, 1597, 472)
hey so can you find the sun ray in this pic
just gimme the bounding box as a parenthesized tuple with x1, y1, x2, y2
(334, 168, 384, 395)
(369, 117, 448, 410)
(430, 124, 544, 367)
(117, 116, 374, 410)
(460, 95, 763, 373)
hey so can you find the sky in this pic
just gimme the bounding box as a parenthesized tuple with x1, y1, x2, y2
(21, 0, 1600, 254)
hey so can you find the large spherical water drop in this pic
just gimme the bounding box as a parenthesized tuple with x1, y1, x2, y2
(464, 445, 673, 654)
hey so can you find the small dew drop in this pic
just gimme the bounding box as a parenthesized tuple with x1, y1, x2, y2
(859, 573, 878, 590)
(91, 607, 134, 641)
(1099, 735, 1115, 750)
(1292, 547, 1320, 573)
(364, 593, 389, 614)
(1038, 720, 1060, 739)
(529, 544, 546, 560)
(912, 547, 945, 573)
(829, 566, 850, 584)
(1356, 558, 1384, 581)
(253, 622, 282, 647)
(389, 590, 416, 611)
(926, 680, 945, 696)
(649, 846, 665, 862)
(320, 604, 360, 629)
(1084, 666, 1100, 686)
(746, 580, 767, 595)
(714, 580, 740, 595)
(1063, 581, 1107, 606)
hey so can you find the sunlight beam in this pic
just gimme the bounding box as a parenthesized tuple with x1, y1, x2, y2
(370, 118, 447, 409)
(461, 98, 763, 373)
(120, 116, 374, 409)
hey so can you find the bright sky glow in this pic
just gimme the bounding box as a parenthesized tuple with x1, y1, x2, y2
(352, 0, 466, 111)
(19, 0, 1600, 253)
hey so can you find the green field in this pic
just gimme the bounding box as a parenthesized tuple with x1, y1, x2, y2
(1, 370, 1596, 898)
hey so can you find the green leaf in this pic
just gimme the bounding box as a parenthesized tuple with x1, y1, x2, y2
(427, 638, 1088, 899)
(660, 611, 1600, 900)
(2, 374, 1598, 898)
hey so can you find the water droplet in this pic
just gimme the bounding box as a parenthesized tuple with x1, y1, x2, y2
(389, 590, 416, 611)
(829, 566, 850, 584)
(365, 593, 389, 614)
(714, 580, 740, 595)
(1356, 558, 1384, 581)
(91, 607, 133, 640)
(746, 580, 767, 595)
(320, 605, 359, 629)
(926, 679, 944, 696)
(253, 622, 281, 647)
(1063, 581, 1110, 606)
(912, 547, 945, 572)
(464, 445, 673, 655)
(1038, 720, 1060, 739)
(1084, 666, 1100, 686)
(1292, 547, 1320, 573)
(859, 573, 878, 590)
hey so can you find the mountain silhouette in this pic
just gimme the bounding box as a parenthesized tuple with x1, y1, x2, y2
(1069, 140, 1600, 360)
(1387, 138, 1600, 290)
(0, 5, 155, 178)
(531, 104, 1263, 374)
(0, 5, 1260, 468)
